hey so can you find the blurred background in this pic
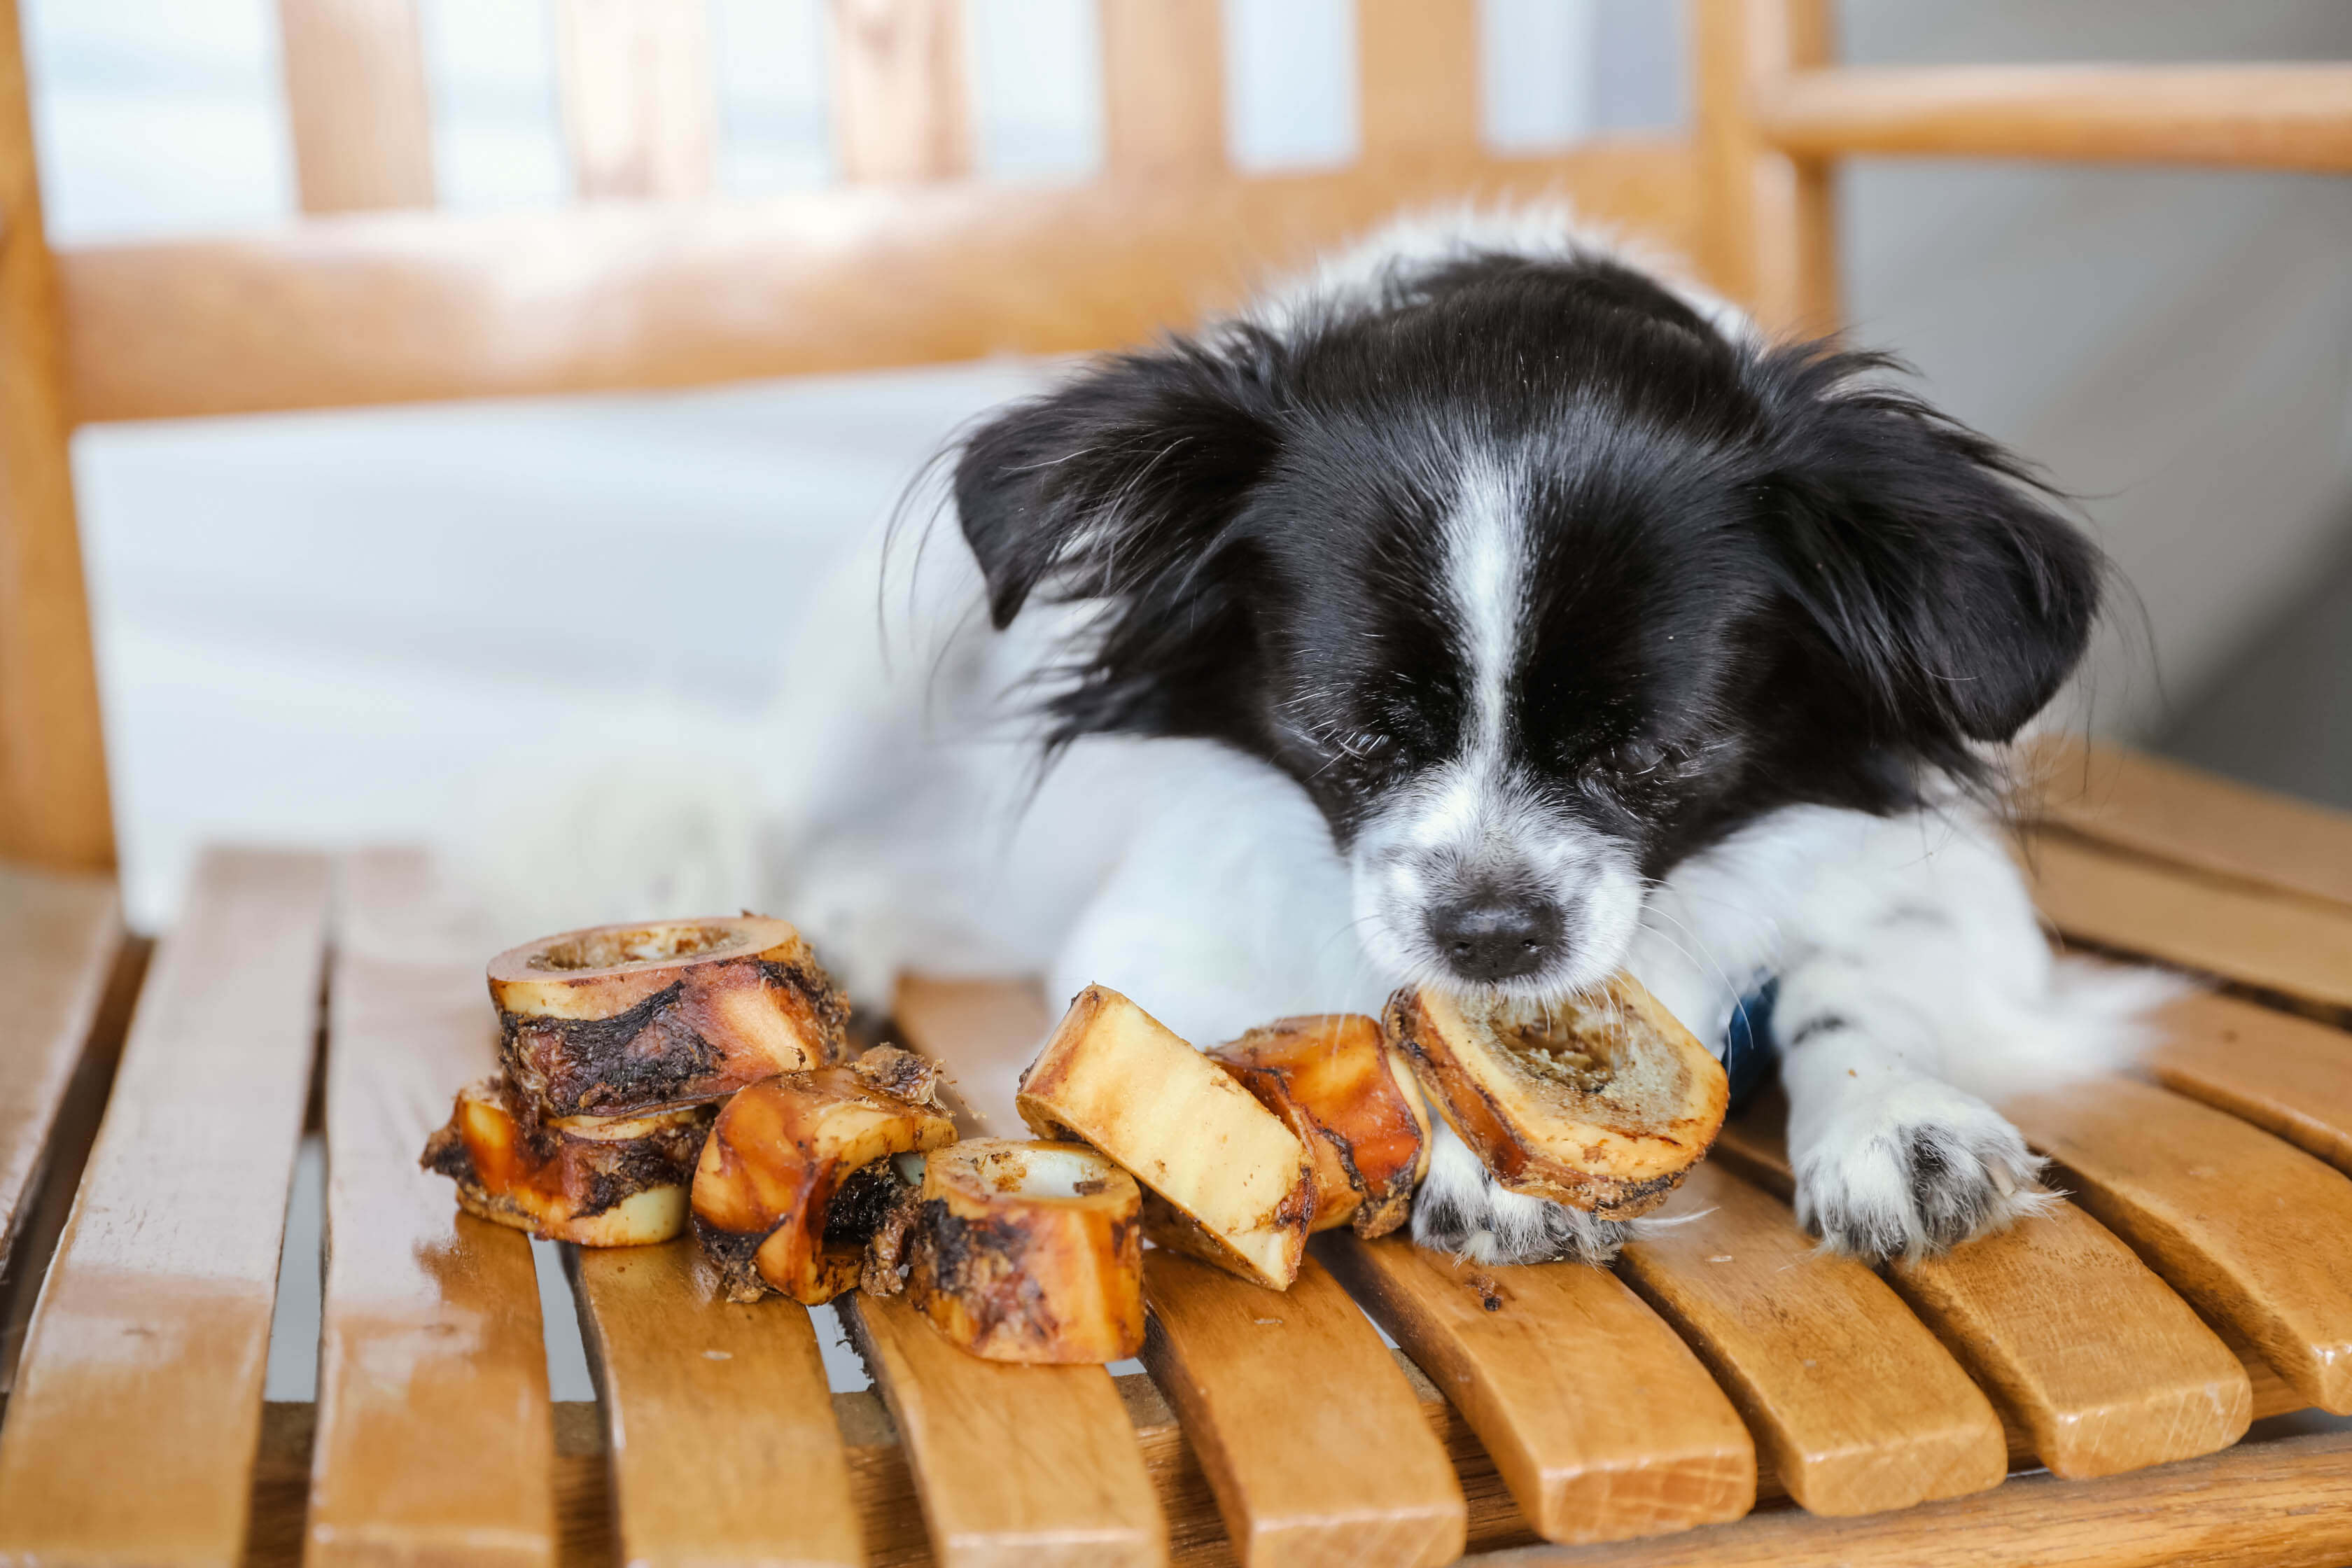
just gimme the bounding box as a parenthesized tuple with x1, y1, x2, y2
(37, 0, 2352, 933)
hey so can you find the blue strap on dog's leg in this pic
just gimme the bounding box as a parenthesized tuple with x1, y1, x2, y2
(1721, 975, 1779, 1113)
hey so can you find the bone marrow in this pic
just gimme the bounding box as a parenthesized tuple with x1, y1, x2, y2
(888, 1140, 1145, 1364)
(688, 1047, 958, 1303)
(1018, 985, 1313, 1289)
(489, 916, 848, 1121)
(419, 1079, 712, 1246)
(1208, 1013, 1432, 1238)
(1385, 974, 1727, 1218)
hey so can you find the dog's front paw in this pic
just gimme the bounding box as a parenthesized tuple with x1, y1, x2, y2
(1410, 1123, 1634, 1265)
(1792, 1082, 2053, 1260)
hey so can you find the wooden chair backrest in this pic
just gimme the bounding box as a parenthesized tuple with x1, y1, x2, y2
(3, 0, 2347, 878)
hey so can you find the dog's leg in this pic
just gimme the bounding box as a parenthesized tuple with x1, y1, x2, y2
(1410, 1120, 1645, 1264)
(1767, 807, 2175, 1259)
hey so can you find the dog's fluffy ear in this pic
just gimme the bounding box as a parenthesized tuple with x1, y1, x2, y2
(1756, 348, 2104, 752)
(953, 331, 1282, 630)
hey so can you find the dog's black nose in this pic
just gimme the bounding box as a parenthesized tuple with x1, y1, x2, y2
(1429, 894, 1562, 983)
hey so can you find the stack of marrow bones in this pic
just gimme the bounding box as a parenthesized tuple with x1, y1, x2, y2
(425, 916, 1730, 1366)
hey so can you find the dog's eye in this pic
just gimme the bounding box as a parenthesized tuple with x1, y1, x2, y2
(1595, 736, 1687, 783)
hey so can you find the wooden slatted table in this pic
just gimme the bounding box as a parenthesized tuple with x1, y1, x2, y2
(0, 744, 2348, 1568)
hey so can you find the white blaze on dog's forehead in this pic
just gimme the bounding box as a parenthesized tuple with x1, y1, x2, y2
(1443, 453, 1527, 766)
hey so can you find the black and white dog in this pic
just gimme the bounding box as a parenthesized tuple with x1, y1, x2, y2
(699, 209, 2174, 1265)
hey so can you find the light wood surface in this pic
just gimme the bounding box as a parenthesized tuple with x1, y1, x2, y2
(2031, 741, 2352, 913)
(1614, 1163, 2006, 1517)
(1321, 1233, 1753, 1544)
(0, 848, 328, 1568)
(276, 0, 435, 214)
(891, 972, 1055, 1135)
(309, 850, 556, 1568)
(56, 137, 1702, 424)
(568, 1240, 860, 1568)
(1357, 0, 1478, 160)
(2005, 1075, 2352, 1415)
(556, 0, 714, 202)
(1101, 0, 1224, 176)
(1712, 1095, 2257, 1478)
(2150, 990, 2352, 1175)
(841, 1289, 1168, 1567)
(2022, 832, 2352, 1012)
(1760, 64, 2352, 173)
(1475, 1429, 2352, 1568)
(1694, 0, 1840, 338)
(1140, 1250, 1464, 1568)
(832, 0, 970, 183)
(224, 1399, 2352, 1568)
(0, 866, 118, 1271)
(0, 0, 110, 871)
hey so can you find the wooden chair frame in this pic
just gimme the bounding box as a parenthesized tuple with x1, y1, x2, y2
(1, 5, 2348, 1567)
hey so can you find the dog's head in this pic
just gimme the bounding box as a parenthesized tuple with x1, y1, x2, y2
(953, 246, 2101, 1000)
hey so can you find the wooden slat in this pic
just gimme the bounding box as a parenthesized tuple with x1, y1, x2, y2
(1356, 0, 1478, 160)
(237, 1396, 2352, 1568)
(831, 0, 970, 183)
(890, 972, 1052, 1135)
(2005, 1076, 2352, 1415)
(2022, 833, 2352, 1012)
(554, 0, 715, 202)
(1760, 64, 2352, 173)
(1100, 0, 1224, 175)
(1471, 1429, 2352, 1568)
(276, 0, 435, 214)
(1321, 1233, 1754, 1544)
(57, 137, 1702, 424)
(309, 850, 556, 1568)
(0, 0, 111, 871)
(1614, 1163, 2006, 1517)
(1712, 1100, 2254, 1478)
(839, 1289, 1167, 1567)
(1140, 1250, 1464, 1567)
(0, 866, 118, 1273)
(1693, 0, 1839, 336)
(2031, 741, 2352, 913)
(0, 848, 328, 1568)
(568, 1240, 860, 1568)
(2150, 990, 2352, 1176)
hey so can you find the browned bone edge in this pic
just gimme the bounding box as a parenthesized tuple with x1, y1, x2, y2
(1319, 1233, 1754, 1545)
(1757, 64, 2352, 172)
(0, 849, 327, 1568)
(840, 1289, 1168, 1567)
(57, 139, 1700, 424)
(2020, 832, 2352, 1014)
(2027, 740, 2352, 914)
(2150, 990, 2352, 1175)
(1141, 1250, 1466, 1568)
(309, 850, 556, 1568)
(2003, 1076, 2352, 1416)
(566, 1241, 860, 1568)
(0, 866, 118, 1287)
(1614, 1163, 2008, 1517)
(1711, 1098, 2260, 1476)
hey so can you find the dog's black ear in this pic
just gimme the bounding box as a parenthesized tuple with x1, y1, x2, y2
(953, 330, 1282, 629)
(1757, 348, 2104, 749)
